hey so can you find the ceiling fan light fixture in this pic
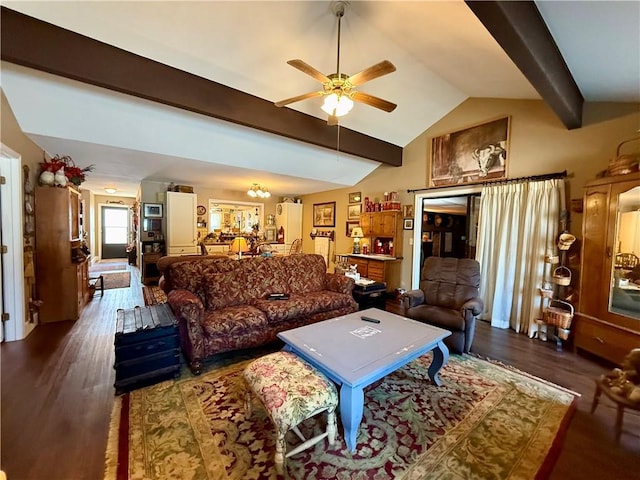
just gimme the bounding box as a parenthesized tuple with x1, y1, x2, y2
(321, 93, 353, 117)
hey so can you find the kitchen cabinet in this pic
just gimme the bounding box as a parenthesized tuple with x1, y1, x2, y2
(574, 172, 640, 365)
(346, 255, 401, 290)
(166, 191, 198, 255)
(359, 211, 403, 257)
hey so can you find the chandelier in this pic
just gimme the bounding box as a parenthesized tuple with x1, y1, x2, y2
(247, 183, 271, 198)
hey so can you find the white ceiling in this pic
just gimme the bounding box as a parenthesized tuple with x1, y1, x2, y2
(2, 1, 638, 198)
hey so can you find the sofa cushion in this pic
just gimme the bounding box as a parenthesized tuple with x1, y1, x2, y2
(201, 305, 269, 341)
(283, 255, 327, 293)
(252, 291, 354, 324)
(406, 304, 466, 331)
(202, 271, 261, 310)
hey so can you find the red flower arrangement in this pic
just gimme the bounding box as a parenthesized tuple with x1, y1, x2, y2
(40, 154, 94, 186)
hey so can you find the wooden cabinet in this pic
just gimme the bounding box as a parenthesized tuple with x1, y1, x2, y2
(347, 256, 400, 289)
(575, 172, 640, 365)
(35, 186, 89, 322)
(361, 211, 399, 238)
(359, 211, 403, 258)
(166, 191, 198, 255)
(141, 252, 162, 285)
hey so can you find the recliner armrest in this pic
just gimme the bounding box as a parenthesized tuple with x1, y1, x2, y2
(461, 297, 484, 317)
(402, 289, 424, 308)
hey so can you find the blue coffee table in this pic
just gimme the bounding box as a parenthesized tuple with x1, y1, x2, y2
(278, 308, 450, 452)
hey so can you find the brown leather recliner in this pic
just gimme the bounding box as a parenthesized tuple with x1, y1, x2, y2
(403, 257, 483, 354)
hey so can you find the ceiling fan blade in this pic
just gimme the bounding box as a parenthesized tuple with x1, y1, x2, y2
(274, 91, 324, 107)
(347, 60, 396, 86)
(351, 91, 397, 113)
(327, 115, 339, 126)
(287, 59, 331, 84)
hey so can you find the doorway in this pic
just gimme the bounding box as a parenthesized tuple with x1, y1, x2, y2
(101, 205, 129, 259)
(418, 194, 480, 269)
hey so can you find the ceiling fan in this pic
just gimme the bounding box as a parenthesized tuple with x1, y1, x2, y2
(274, 1, 397, 126)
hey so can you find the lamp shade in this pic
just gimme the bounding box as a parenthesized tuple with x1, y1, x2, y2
(351, 227, 364, 238)
(230, 237, 249, 254)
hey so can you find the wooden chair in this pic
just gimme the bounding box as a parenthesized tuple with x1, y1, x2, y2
(591, 377, 640, 440)
(615, 253, 639, 269)
(289, 238, 303, 255)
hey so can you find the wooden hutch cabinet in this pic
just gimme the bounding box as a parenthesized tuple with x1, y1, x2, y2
(347, 211, 403, 290)
(575, 172, 640, 365)
(35, 186, 90, 323)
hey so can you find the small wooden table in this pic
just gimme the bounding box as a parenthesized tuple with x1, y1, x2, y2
(278, 308, 450, 452)
(591, 377, 640, 439)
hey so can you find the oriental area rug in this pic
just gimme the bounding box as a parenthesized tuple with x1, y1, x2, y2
(104, 354, 578, 480)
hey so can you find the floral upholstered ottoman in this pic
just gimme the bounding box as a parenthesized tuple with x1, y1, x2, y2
(243, 351, 338, 473)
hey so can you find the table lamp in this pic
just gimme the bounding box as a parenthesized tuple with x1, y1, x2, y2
(351, 227, 364, 254)
(230, 237, 249, 259)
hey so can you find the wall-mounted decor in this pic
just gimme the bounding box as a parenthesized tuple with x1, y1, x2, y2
(346, 221, 360, 237)
(403, 218, 414, 230)
(403, 204, 414, 218)
(430, 116, 510, 187)
(348, 192, 361, 203)
(313, 202, 336, 227)
(144, 203, 163, 218)
(347, 203, 362, 220)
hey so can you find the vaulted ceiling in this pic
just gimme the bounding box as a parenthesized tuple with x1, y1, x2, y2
(1, 1, 638, 197)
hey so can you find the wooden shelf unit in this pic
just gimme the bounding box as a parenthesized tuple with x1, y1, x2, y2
(35, 186, 89, 323)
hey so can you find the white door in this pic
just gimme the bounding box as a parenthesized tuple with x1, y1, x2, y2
(0, 143, 28, 341)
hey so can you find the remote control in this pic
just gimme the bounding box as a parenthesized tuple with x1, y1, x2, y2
(361, 316, 380, 324)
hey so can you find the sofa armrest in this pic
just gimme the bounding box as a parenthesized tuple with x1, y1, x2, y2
(403, 289, 424, 308)
(167, 289, 206, 371)
(325, 273, 355, 294)
(461, 297, 484, 317)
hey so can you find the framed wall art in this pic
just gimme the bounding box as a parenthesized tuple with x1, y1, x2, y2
(403, 218, 414, 230)
(313, 202, 336, 227)
(347, 203, 362, 220)
(348, 192, 361, 203)
(345, 221, 359, 237)
(144, 203, 163, 218)
(430, 116, 510, 187)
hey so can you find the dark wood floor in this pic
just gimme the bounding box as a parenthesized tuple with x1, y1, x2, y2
(1, 273, 638, 479)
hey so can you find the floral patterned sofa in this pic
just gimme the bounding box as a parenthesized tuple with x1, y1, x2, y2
(158, 254, 358, 374)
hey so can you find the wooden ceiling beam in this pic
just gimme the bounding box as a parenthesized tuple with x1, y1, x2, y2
(466, 1, 583, 129)
(0, 7, 402, 166)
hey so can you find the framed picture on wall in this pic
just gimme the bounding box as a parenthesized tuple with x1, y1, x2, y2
(430, 116, 510, 187)
(347, 203, 362, 220)
(346, 221, 359, 237)
(144, 203, 163, 218)
(403, 218, 414, 230)
(348, 192, 361, 203)
(313, 202, 336, 227)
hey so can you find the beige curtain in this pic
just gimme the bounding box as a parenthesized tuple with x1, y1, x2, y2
(476, 179, 565, 335)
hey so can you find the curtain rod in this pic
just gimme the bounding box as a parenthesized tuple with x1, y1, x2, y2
(407, 170, 568, 194)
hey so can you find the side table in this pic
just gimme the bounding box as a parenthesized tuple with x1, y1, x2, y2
(114, 303, 181, 394)
(352, 281, 387, 311)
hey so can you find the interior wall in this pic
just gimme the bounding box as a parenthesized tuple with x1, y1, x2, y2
(300, 98, 640, 290)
